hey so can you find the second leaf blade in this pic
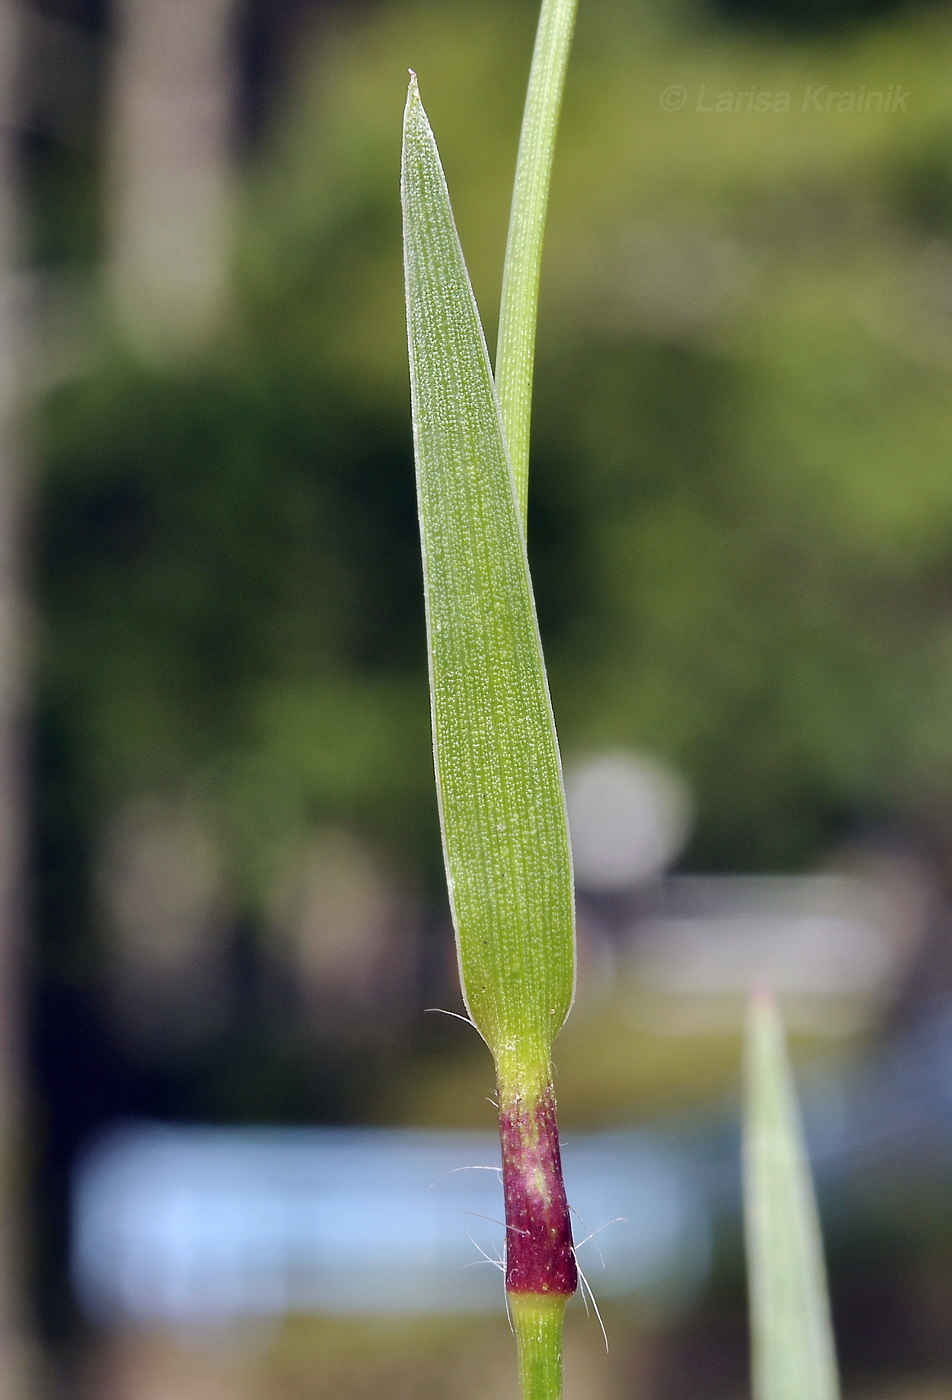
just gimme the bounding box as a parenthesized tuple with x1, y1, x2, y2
(743, 990, 841, 1400)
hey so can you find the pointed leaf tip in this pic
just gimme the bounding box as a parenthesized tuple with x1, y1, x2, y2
(404, 72, 421, 120)
(743, 992, 840, 1400)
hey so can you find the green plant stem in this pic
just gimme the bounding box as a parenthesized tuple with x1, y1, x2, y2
(403, 0, 581, 1385)
(510, 1293, 568, 1400)
(495, 0, 579, 525)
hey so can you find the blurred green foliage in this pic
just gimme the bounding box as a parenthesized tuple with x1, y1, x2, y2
(35, 0, 952, 898)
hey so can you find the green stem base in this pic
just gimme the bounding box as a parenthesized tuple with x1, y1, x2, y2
(509, 1292, 568, 1400)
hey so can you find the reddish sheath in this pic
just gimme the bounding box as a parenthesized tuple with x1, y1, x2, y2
(500, 1083, 577, 1296)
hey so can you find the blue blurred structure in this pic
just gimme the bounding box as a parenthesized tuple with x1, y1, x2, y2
(69, 824, 952, 1335)
(72, 1124, 708, 1324)
(69, 1003, 952, 1331)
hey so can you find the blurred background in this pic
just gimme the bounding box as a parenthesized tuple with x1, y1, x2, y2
(1, 0, 952, 1394)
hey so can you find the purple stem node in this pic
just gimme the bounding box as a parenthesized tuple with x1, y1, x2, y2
(499, 1081, 577, 1297)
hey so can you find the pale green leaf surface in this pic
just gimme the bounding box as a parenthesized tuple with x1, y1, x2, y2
(743, 991, 840, 1400)
(401, 78, 574, 1084)
(495, 0, 578, 524)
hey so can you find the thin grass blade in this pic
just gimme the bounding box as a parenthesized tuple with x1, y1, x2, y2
(401, 77, 574, 1088)
(743, 989, 841, 1400)
(495, 0, 578, 523)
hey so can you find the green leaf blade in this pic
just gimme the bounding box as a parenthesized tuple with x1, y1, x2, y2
(743, 990, 841, 1400)
(401, 78, 575, 1084)
(495, 0, 579, 522)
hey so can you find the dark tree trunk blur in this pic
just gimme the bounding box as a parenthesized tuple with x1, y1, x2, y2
(0, 0, 35, 1394)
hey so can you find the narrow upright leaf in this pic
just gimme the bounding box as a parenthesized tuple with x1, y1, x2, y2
(743, 990, 841, 1400)
(401, 77, 575, 1093)
(495, 0, 579, 523)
